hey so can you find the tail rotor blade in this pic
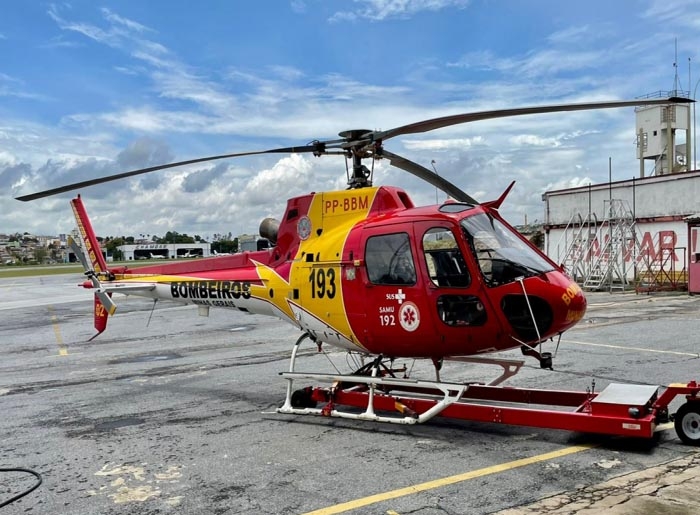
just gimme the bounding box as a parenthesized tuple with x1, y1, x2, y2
(67, 236, 98, 285)
(96, 291, 117, 317)
(68, 235, 117, 316)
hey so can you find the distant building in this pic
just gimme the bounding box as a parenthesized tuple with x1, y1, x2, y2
(237, 234, 270, 252)
(117, 242, 212, 260)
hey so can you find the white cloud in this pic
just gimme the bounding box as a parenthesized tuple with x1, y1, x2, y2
(402, 136, 485, 151)
(643, 0, 700, 29)
(100, 8, 153, 34)
(330, 0, 470, 22)
(448, 48, 609, 79)
(510, 135, 562, 148)
(547, 25, 592, 44)
(4, 2, 700, 237)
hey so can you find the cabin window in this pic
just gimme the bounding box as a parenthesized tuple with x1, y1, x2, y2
(422, 227, 470, 287)
(461, 212, 554, 286)
(437, 295, 487, 326)
(365, 233, 416, 285)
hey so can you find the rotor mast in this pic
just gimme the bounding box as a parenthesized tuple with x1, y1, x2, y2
(339, 129, 375, 189)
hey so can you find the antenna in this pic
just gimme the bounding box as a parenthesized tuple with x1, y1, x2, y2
(673, 38, 681, 94)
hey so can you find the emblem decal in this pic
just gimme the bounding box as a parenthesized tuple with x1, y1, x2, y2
(297, 216, 312, 240)
(386, 289, 406, 305)
(399, 301, 420, 332)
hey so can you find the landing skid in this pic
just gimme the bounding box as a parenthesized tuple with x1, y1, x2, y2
(276, 335, 700, 444)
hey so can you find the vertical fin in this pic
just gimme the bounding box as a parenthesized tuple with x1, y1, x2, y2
(482, 181, 516, 210)
(69, 196, 116, 340)
(88, 293, 111, 341)
(70, 195, 108, 273)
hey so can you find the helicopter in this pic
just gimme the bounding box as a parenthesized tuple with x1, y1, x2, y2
(18, 96, 700, 435)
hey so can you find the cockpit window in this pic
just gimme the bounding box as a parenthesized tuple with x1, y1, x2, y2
(461, 213, 553, 286)
(422, 227, 470, 287)
(365, 233, 416, 285)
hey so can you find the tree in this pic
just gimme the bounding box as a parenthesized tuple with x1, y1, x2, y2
(34, 247, 48, 264)
(212, 237, 237, 254)
(104, 237, 125, 257)
(156, 231, 195, 244)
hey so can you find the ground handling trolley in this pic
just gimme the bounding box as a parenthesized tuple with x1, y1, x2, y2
(278, 369, 700, 445)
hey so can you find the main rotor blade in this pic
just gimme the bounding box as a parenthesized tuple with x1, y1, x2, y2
(372, 97, 692, 142)
(15, 144, 322, 202)
(381, 149, 479, 205)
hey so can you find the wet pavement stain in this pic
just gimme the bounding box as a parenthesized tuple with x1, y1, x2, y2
(108, 352, 182, 364)
(94, 417, 146, 431)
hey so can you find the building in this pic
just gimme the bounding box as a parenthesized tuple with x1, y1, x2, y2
(542, 92, 695, 291)
(117, 242, 211, 260)
(237, 234, 270, 252)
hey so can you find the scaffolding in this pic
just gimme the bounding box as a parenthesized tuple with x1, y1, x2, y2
(556, 212, 597, 283)
(557, 200, 688, 292)
(559, 199, 637, 291)
(635, 243, 688, 293)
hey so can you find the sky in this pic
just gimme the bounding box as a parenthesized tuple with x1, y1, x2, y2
(2, 0, 700, 240)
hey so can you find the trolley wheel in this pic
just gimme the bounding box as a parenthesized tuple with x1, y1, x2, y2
(291, 388, 317, 409)
(674, 402, 700, 446)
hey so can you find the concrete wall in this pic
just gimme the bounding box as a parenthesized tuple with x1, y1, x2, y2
(546, 220, 688, 275)
(543, 171, 700, 226)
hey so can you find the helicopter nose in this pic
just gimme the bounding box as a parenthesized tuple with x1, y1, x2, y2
(553, 279, 587, 332)
(500, 274, 587, 343)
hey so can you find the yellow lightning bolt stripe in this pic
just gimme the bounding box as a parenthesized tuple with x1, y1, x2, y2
(249, 259, 297, 324)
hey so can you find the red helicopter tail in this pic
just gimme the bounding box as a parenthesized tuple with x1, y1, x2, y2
(69, 196, 117, 339)
(70, 194, 109, 274)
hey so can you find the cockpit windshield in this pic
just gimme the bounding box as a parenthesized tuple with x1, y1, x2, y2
(461, 212, 554, 286)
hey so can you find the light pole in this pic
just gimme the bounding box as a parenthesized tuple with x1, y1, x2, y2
(694, 78, 700, 171)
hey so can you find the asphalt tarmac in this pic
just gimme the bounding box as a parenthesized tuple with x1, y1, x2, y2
(1, 273, 699, 514)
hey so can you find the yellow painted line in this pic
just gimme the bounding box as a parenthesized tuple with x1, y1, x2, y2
(301, 444, 595, 515)
(387, 511, 400, 515)
(587, 301, 624, 307)
(48, 306, 68, 356)
(566, 339, 700, 358)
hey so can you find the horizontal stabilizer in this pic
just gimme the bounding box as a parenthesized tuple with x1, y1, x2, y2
(483, 181, 515, 210)
(102, 283, 157, 294)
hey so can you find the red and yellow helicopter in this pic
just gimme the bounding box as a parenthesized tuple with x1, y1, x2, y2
(19, 97, 700, 442)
